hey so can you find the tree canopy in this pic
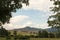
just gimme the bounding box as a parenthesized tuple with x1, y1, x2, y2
(47, 0, 60, 28)
(0, 0, 29, 26)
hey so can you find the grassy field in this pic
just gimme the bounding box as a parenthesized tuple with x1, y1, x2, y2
(30, 38, 60, 40)
(0, 37, 60, 40)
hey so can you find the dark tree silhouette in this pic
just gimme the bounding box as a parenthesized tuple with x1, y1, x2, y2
(0, 0, 29, 26)
(13, 31, 17, 40)
(48, 33, 55, 38)
(38, 30, 48, 38)
(0, 26, 9, 37)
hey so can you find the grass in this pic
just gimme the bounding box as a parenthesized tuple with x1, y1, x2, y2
(0, 37, 60, 40)
(0, 37, 6, 40)
(30, 38, 60, 40)
(0, 37, 14, 40)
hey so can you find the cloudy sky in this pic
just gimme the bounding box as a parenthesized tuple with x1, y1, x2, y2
(3, 0, 53, 30)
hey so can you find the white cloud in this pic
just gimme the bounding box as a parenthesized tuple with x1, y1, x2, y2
(10, 15, 29, 23)
(39, 23, 50, 29)
(17, 21, 50, 29)
(31, 23, 50, 29)
(3, 15, 29, 30)
(18, 20, 33, 28)
(3, 20, 33, 30)
(22, 0, 53, 12)
(3, 20, 50, 30)
(25, 21, 33, 26)
(3, 23, 15, 30)
(3, 23, 22, 30)
(49, 17, 55, 21)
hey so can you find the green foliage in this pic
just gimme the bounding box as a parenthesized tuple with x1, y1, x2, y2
(13, 31, 17, 36)
(47, 0, 60, 28)
(38, 30, 48, 38)
(0, 26, 10, 37)
(0, 0, 29, 25)
(48, 33, 55, 38)
(37, 30, 60, 38)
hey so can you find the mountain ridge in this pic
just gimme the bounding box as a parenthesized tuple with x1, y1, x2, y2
(13, 26, 43, 32)
(11, 26, 59, 33)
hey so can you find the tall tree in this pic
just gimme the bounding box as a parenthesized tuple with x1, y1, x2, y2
(0, 0, 29, 26)
(47, 0, 60, 28)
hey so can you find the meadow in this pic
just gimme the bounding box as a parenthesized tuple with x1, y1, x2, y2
(0, 37, 60, 40)
(29, 38, 60, 40)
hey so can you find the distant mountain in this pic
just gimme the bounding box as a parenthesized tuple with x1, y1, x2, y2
(12, 26, 60, 33)
(13, 26, 42, 32)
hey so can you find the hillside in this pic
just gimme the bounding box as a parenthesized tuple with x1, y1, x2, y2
(13, 26, 42, 33)
(9, 26, 60, 35)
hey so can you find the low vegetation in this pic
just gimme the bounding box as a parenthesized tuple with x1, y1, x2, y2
(0, 27, 60, 40)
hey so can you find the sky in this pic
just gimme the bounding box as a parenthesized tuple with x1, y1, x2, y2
(3, 0, 54, 30)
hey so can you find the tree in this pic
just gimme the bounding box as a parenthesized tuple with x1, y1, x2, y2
(38, 30, 48, 38)
(42, 30, 48, 38)
(0, 26, 9, 37)
(48, 33, 55, 38)
(38, 31, 42, 37)
(13, 31, 18, 40)
(0, 0, 29, 26)
(47, 0, 60, 37)
(47, 0, 60, 28)
(13, 31, 17, 37)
